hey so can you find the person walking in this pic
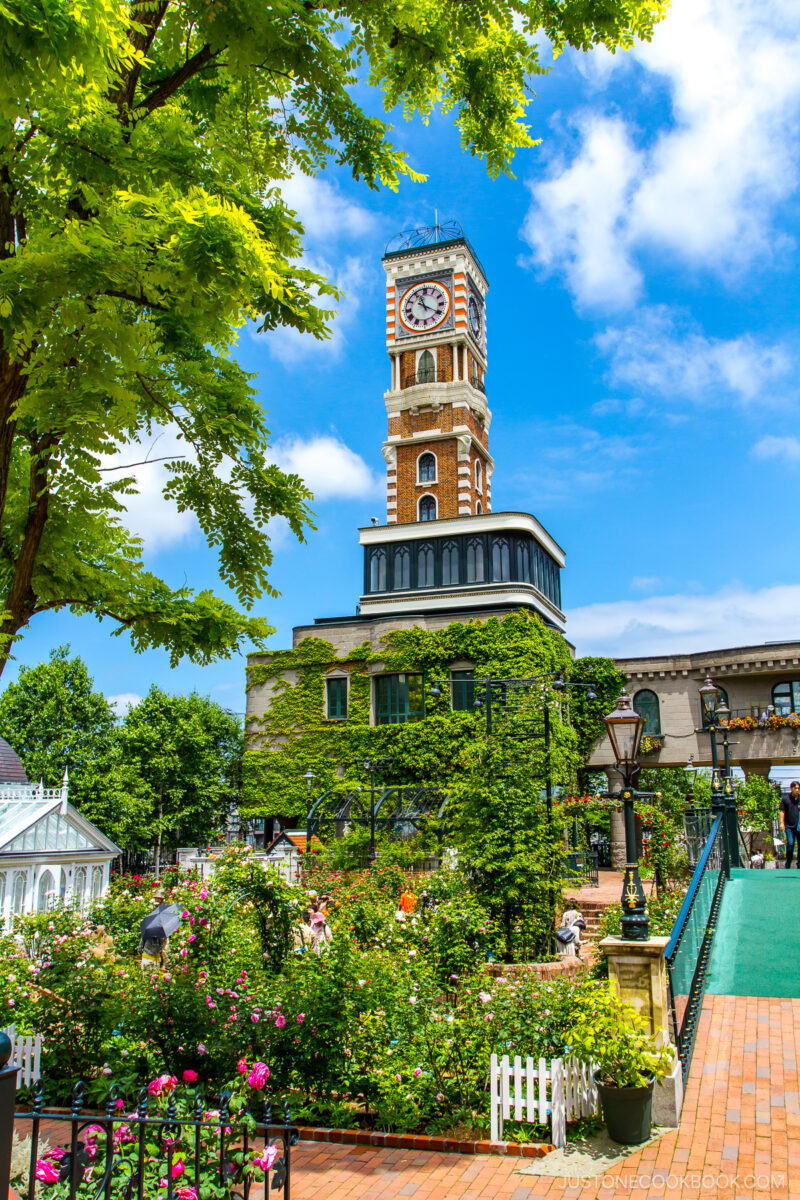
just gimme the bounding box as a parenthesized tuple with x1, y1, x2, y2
(780, 781, 800, 868)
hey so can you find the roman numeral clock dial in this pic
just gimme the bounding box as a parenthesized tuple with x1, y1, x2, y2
(398, 282, 451, 332)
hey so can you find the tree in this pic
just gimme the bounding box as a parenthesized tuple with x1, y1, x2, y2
(119, 687, 243, 873)
(0, 644, 117, 808)
(0, 0, 667, 676)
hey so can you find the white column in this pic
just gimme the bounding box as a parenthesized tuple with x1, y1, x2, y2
(452, 343, 459, 381)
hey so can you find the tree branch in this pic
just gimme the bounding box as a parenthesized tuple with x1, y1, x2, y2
(135, 43, 223, 115)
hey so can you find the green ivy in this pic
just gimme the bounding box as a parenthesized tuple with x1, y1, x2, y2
(242, 611, 616, 821)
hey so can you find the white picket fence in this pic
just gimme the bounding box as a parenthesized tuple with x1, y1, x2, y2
(489, 1053, 598, 1147)
(3, 1024, 42, 1086)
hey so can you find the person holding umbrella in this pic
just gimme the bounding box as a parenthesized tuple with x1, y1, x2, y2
(139, 890, 183, 971)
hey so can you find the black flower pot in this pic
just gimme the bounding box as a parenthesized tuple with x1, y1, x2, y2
(595, 1076, 655, 1145)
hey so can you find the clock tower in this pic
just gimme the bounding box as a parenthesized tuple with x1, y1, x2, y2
(382, 222, 492, 523)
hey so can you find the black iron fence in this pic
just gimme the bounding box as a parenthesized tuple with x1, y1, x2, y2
(684, 807, 715, 869)
(0, 1061, 298, 1200)
(665, 813, 727, 1077)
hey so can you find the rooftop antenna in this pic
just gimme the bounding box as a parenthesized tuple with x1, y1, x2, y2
(434, 208, 439, 242)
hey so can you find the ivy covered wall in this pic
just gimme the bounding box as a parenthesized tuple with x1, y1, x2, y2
(242, 610, 623, 822)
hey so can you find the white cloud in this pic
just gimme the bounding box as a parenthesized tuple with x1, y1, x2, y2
(597, 307, 793, 405)
(753, 435, 800, 464)
(108, 692, 142, 716)
(631, 576, 662, 593)
(277, 174, 375, 242)
(568, 582, 800, 658)
(523, 0, 800, 309)
(263, 254, 374, 365)
(272, 435, 381, 500)
(99, 427, 199, 552)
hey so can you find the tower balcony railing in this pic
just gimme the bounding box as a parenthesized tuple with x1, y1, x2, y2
(404, 371, 487, 392)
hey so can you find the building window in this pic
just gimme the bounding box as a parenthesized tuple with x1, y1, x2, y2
(475, 460, 483, 493)
(442, 540, 459, 586)
(91, 866, 103, 900)
(476, 501, 482, 514)
(773, 681, 800, 715)
(73, 866, 87, 909)
(491, 537, 510, 582)
(393, 545, 410, 589)
(517, 539, 530, 582)
(12, 871, 25, 915)
(419, 495, 436, 522)
(418, 544, 435, 587)
(37, 869, 55, 912)
(326, 677, 348, 720)
(369, 547, 387, 592)
(418, 452, 436, 483)
(417, 349, 435, 384)
(451, 670, 475, 712)
(470, 361, 478, 388)
(375, 674, 424, 725)
(466, 536, 485, 583)
(633, 689, 661, 735)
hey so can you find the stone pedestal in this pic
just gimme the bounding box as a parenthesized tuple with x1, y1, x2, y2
(600, 934, 683, 1126)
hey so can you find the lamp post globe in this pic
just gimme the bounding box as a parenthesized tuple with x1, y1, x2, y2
(699, 675, 720, 727)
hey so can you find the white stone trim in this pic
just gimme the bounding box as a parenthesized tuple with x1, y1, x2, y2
(360, 581, 565, 628)
(359, 510, 566, 565)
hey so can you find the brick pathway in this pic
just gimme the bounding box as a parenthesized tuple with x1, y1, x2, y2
(18, 994, 798, 1199)
(289, 995, 799, 1200)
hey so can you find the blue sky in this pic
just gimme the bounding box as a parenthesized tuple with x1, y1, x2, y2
(8, 0, 800, 715)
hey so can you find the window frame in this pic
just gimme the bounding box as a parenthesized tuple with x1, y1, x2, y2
(417, 452, 437, 484)
(451, 669, 476, 712)
(418, 494, 437, 522)
(326, 675, 349, 721)
(374, 673, 425, 725)
(416, 348, 436, 384)
(772, 681, 800, 716)
(475, 459, 483, 494)
(633, 689, 661, 736)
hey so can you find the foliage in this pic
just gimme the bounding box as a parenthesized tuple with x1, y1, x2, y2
(0, 0, 667, 672)
(115, 686, 243, 863)
(736, 776, 780, 855)
(592, 889, 685, 978)
(243, 611, 609, 820)
(567, 989, 673, 1088)
(567, 657, 626, 792)
(0, 646, 116, 812)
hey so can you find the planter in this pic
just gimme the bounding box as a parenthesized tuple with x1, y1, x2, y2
(595, 1076, 654, 1145)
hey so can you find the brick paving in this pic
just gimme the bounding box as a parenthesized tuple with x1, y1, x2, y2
(17, 993, 800, 1198)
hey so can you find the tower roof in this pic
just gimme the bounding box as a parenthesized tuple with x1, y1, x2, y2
(383, 220, 487, 282)
(0, 738, 28, 784)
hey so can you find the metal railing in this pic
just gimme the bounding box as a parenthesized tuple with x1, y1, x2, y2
(5, 1075, 298, 1200)
(666, 814, 727, 1077)
(562, 851, 599, 888)
(684, 808, 714, 869)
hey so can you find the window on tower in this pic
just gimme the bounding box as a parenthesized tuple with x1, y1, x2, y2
(418, 349, 436, 384)
(417, 544, 435, 587)
(419, 495, 437, 522)
(442, 540, 459, 585)
(491, 537, 510, 582)
(393, 545, 410, 589)
(475, 460, 483, 493)
(418, 452, 436, 483)
(466, 536, 485, 583)
(369, 547, 387, 592)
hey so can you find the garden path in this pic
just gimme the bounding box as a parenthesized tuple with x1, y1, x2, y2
(280, 994, 797, 1200)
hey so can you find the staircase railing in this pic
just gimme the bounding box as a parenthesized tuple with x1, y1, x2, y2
(666, 813, 727, 1077)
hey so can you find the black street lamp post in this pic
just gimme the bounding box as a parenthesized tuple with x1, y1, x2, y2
(358, 756, 393, 864)
(698, 676, 739, 869)
(602, 690, 651, 941)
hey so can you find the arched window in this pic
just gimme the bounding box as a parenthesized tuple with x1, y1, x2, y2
(60, 868, 67, 901)
(773, 681, 800, 716)
(418, 452, 436, 483)
(369, 547, 387, 592)
(0, 873, 6, 917)
(633, 689, 661, 736)
(491, 537, 510, 582)
(12, 871, 25, 915)
(73, 866, 87, 908)
(470, 361, 478, 388)
(393, 546, 410, 590)
(417, 544, 435, 587)
(476, 501, 482, 514)
(466, 537, 485, 583)
(475, 460, 483, 493)
(516, 540, 530, 582)
(417, 349, 435, 384)
(419, 495, 436, 522)
(37, 870, 55, 912)
(442, 540, 459, 586)
(91, 866, 103, 900)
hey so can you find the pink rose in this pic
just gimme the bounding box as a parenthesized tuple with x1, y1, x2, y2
(35, 1161, 59, 1183)
(275, 1014, 286, 1029)
(148, 1074, 178, 1097)
(237, 1056, 248, 1074)
(188, 934, 196, 943)
(182, 1069, 198, 1083)
(253, 1145, 279, 1172)
(413, 1067, 422, 1077)
(177, 1189, 198, 1200)
(296, 1013, 305, 1024)
(247, 1062, 270, 1090)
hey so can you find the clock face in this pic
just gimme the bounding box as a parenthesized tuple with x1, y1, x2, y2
(398, 282, 451, 332)
(468, 294, 482, 339)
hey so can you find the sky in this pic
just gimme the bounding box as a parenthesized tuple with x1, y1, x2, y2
(7, 0, 800, 718)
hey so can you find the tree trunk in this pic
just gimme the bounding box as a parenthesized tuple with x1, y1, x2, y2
(154, 794, 163, 878)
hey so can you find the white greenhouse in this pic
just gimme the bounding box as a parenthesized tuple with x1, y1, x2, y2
(0, 738, 120, 922)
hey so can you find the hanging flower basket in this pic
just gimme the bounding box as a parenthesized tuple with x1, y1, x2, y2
(639, 735, 663, 754)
